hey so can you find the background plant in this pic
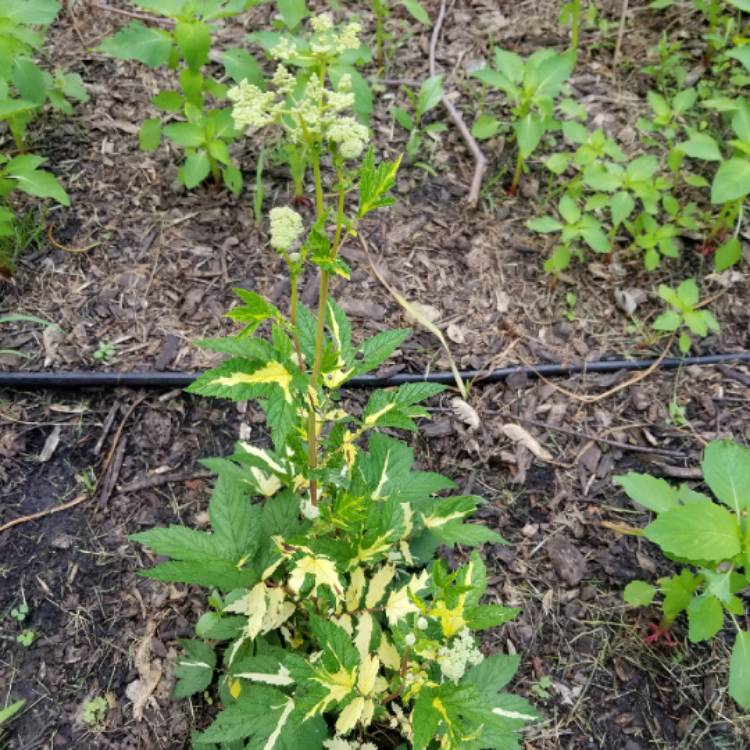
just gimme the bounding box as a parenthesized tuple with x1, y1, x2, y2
(391, 74, 446, 166)
(130, 14, 535, 749)
(471, 46, 576, 194)
(99, 0, 265, 193)
(616, 439, 750, 710)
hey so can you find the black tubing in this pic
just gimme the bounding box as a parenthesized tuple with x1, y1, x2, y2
(0, 352, 749, 390)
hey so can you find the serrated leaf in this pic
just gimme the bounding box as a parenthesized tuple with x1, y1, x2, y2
(702, 440, 750, 515)
(98, 22, 173, 67)
(221, 47, 263, 86)
(711, 157, 750, 204)
(687, 595, 724, 643)
(141, 560, 258, 590)
(729, 630, 750, 709)
(139, 118, 162, 151)
(614, 472, 679, 514)
(173, 639, 216, 698)
(208, 475, 262, 560)
(644, 500, 741, 561)
(401, 0, 430, 24)
(715, 236, 742, 272)
(465, 604, 519, 630)
(471, 114, 501, 140)
(174, 21, 210, 72)
(624, 580, 657, 606)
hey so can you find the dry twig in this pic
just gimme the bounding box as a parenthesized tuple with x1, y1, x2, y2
(429, 0, 487, 207)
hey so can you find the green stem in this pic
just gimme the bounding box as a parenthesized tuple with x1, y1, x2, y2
(306, 162, 345, 506)
(570, 0, 581, 58)
(510, 152, 524, 194)
(209, 155, 221, 185)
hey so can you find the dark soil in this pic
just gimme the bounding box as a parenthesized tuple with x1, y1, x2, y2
(1, 0, 749, 749)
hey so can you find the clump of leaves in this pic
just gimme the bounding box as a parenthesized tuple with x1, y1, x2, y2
(99, 0, 264, 193)
(130, 14, 535, 749)
(652, 278, 719, 353)
(0, 0, 88, 152)
(615, 439, 750, 710)
(81, 696, 108, 729)
(391, 74, 446, 165)
(471, 46, 575, 193)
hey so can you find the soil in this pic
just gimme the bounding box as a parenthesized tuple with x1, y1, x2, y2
(1, 0, 749, 749)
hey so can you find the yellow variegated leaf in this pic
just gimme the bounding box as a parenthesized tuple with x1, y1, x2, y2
(354, 612, 373, 662)
(357, 654, 380, 696)
(289, 555, 343, 600)
(234, 665, 294, 686)
(336, 696, 366, 734)
(228, 677, 242, 699)
(239, 442, 288, 474)
(429, 599, 466, 637)
(364, 564, 396, 608)
(385, 570, 429, 625)
(225, 582, 267, 639)
(351, 534, 393, 566)
(250, 466, 282, 496)
(213, 361, 294, 403)
(306, 666, 357, 719)
(363, 403, 395, 427)
(346, 567, 366, 612)
(334, 613, 353, 635)
(377, 633, 400, 670)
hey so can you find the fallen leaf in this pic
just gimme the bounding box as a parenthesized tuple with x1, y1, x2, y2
(126, 620, 163, 721)
(501, 424, 553, 462)
(39, 425, 62, 463)
(446, 323, 466, 344)
(407, 301, 442, 324)
(450, 398, 480, 430)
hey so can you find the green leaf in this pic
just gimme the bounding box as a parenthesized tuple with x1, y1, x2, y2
(11, 58, 46, 105)
(494, 48, 525, 83)
(535, 49, 575, 97)
(465, 604, 519, 630)
(610, 191, 635, 226)
(623, 580, 657, 606)
(141, 559, 258, 590)
(276, 0, 308, 29)
(7, 163, 68, 205)
(401, 0, 430, 24)
(715, 236, 742, 272)
(174, 21, 211, 72)
(727, 46, 750, 73)
(614, 471, 679, 513)
(515, 113, 544, 159)
(526, 216, 562, 233)
(358, 149, 401, 218)
(221, 48, 263, 86)
(0, 0, 60, 25)
(98, 22, 173, 68)
(702, 440, 750, 515)
(660, 570, 697, 617)
(151, 91, 182, 113)
(711, 157, 750, 204)
(652, 310, 681, 332)
(163, 122, 205, 147)
(0, 699, 25, 727)
(180, 151, 211, 188)
(430, 522, 506, 547)
(678, 130, 722, 162)
(411, 687, 440, 750)
(471, 114, 501, 140)
(676, 277, 699, 307)
(130, 525, 227, 562)
(208, 475, 262, 560)
(644, 500, 741, 561)
(729, 630, 750, 709)
(173, 639, 216, 698)
(139, 118, 162, 151)
(464, 653, 521, 696)
(416, 75, 443, 119)
(686, 595, 724, 643)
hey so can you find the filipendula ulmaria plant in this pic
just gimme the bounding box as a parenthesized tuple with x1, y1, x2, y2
(615, 439, 750, 710)
(99, 0, 266, 194)
(247, 12, 373, 202)
(130, 14, 536, 749)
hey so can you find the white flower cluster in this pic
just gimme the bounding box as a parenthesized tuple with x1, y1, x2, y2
(323, 737, 377, 750)
(437, 628, 484, 683)
(227, 15, 369, 160)
(269, 207, 304, 252)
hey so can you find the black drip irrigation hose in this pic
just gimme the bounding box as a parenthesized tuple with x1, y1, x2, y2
(0, 352, 749, 390)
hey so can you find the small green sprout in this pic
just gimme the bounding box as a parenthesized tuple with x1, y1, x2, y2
(81, 696, 109, 729)
(652, 278, 719, 353)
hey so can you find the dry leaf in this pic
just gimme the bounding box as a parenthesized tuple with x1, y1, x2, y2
(39, 425, 61, 463)
(446, 323, 466, 344)
(407, 301, 441, 324)
(450, 398, 480, 430)
(501, 424, 553, 462)
(125, 620, 163, 721)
